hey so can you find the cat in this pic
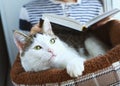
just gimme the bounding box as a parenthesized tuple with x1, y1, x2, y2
(13, 18, 108, 77)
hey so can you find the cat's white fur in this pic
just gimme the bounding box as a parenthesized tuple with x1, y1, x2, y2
(85, 36, 108, 57)
(14, 18, 108, 77)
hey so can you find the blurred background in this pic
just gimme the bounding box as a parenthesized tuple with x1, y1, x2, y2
(0, 0, 120, 86)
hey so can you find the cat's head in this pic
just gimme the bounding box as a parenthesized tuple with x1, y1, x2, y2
(13, 18, 66, 71)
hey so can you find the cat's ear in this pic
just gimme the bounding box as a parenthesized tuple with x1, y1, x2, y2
(42, 17, 54, 35)
(13, 30, 30, 52)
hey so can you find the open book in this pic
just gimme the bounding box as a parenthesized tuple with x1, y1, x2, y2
(41, 8, 120, 31)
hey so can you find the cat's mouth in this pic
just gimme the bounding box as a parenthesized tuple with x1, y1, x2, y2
(49, 53, 56, 61)
(51, 54, 56, 59)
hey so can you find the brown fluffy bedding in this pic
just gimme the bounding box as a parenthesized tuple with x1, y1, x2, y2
(10, 20, 120, 85)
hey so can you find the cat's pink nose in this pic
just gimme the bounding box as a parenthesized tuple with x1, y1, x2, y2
(48, 48, 56, 58)
(48, 48, 53, 53)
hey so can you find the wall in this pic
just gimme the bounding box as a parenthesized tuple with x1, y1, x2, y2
(0, 0, 33, 65)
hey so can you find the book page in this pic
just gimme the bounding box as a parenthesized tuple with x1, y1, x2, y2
(42, 8, 120, 31)
(42, 14, 84, 31)
(85, 8, 120, 28)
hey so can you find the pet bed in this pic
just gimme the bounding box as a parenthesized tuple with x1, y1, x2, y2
(11, 20, 120, 86)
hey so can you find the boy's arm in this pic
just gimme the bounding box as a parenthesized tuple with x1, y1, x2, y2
(19, 7, 32, 31)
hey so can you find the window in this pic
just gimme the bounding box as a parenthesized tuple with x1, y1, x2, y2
(112, 0, 120, 19)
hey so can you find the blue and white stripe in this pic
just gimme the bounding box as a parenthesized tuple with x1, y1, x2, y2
(20, 0, 103, 30)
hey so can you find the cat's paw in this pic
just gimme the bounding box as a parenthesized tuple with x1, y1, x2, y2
(66, 59, 84, 77)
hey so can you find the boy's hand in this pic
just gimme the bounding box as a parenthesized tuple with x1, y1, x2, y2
(30, 23, 42, 34)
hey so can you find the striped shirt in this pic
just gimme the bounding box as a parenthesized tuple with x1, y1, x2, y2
(19, 0, 103, 30)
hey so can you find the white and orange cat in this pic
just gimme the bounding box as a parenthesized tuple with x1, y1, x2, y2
(13, 18, 108, 77)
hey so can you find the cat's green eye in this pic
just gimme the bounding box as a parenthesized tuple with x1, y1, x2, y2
(34, 45, 42, 50)
(50, 38, 56, 44)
